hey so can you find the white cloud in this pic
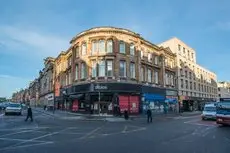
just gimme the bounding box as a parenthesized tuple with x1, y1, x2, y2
(0, 25, 70, 57)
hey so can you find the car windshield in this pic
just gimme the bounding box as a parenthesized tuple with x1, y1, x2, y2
(204, 107, 216, 112)
(9, 103, 21, 108)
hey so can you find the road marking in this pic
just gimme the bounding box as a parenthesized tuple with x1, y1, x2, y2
(0, 141, 54, 151)
(0, 129, 36, 137)
(79, 127, 102, 139)
(0, 126, 49, 131)
(122, 126, 128, 133)
(4, 128, 67, 149)
(0, 137, 46, 142)
(0, 114, 4, 117)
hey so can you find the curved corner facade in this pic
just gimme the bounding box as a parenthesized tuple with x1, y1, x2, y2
(54, 27, 177, 115)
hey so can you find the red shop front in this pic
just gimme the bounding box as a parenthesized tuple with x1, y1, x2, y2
(119, 95, 140, 114)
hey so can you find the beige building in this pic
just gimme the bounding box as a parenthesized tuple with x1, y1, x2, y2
(159, 37, 217, 111)
(52, 27, 178, 114)
(217, 82, 230, 100)
(38, 57, 55, 108)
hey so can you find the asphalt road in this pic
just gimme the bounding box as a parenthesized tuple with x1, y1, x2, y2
(0, 110, 229, 153)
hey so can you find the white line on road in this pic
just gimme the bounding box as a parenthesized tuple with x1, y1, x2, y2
(122, 126, 128, 133)
(0, 129, 36, 137)
(0, 137, 46, 143)
(0, 114, 4, 117)
(2, 128, 67, 149)
(79, 127, 102, 139)
(0, 141, 54, 151)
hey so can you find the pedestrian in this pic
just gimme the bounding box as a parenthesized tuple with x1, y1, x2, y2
(25, 105, 33, 122)
(147, 108, 152, 123)
(124, 110, 129, 120)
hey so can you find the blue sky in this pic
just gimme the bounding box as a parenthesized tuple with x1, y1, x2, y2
(0, 0, 230, 98)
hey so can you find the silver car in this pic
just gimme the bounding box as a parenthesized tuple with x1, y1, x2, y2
(5, 103, 22, 115)
(201, 104, 216, 120)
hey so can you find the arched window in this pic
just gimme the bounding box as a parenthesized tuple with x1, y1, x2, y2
(107, 39, 113, 53)
(119, 41, 125, 53)
(81, 43, 87, 55)
(99, 40, 105, 53)
(130, 43, 135, 55)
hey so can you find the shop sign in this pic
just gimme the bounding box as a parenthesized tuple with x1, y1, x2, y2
(166, 90, 177, 96)
(94, 85, 108, 90)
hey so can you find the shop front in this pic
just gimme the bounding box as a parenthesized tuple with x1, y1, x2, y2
(141, 86, 166, 114)
(165, 89, 178, 113)
(66, 83, 141, 115)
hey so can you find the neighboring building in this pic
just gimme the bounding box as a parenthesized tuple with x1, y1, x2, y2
(28, 79, 39, 106)
(39, 57, 55, 108)
(53, 27, 178, 114)
(159, 37, 218, 111)
(217, 82, 230, 100)
(0, 97, 6, 102)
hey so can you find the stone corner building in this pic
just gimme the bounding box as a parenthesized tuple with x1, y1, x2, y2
(53, 27, 178, 114)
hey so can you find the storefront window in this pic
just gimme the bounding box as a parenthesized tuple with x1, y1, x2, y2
(98, 60, 105, 77)
(107, 60, 113, 77)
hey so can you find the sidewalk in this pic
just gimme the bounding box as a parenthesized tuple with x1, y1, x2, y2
(32, 107, 201, 122)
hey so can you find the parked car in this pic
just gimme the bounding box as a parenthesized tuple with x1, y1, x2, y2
(5, 103, 22, 115)
(201, 103, 216, 120)
(0, 102, 10, 110)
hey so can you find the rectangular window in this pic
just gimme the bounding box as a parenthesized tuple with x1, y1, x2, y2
(130, 63, 135, 79)
(130, 44, 135, 56)
(141, 51, 144, 59)
(185, 70, 188, 78)
(183, 47, 185, 54)
(119, 61, 126, 77)
(185, 80, 188, 89)
(189, 72, 192, 79)
(99, 40, 105, 53)
(119, 41, 125, 53)
(140, 67, 144, 82)
(178, 44, 181, 51)
(75, 64, 78, 80)
(81, 63, 87, 79)
(107, 60, 113, 77)
(82, 43, 87, 55)
(190, 82, 192, 90)
(165, 73, 169, 85)
(180, 69, 183, 76)
(107, 40, 113, 53)
(181, 79, 184, 88)
(154, 56, 158, 65)
(148, 53, 152, 62)
(98, 60, 105, 77)
(68, 71, 71, 85)
(75, 46, 79, 58)
(91, 60, 97, 78)
(171, 75, 174, 85)
(92, 41, 98, 55)
(154, 71, 159, 84)
(194, 82, 196, 90)
(147, 69, 152, 83)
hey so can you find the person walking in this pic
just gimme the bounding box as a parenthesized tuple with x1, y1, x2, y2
(124, 110, 129, 120)
(25, 105, 33, 122)
(147, 108, 152, 123)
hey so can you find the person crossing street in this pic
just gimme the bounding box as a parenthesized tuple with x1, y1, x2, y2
(147, 108, 152, 123)
(25, 105, 33, 122)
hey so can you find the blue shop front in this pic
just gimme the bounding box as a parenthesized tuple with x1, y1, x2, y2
(165, 89, 178, 113)
(141, 85, 166, 114)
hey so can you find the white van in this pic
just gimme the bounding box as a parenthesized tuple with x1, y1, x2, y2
(201, 103, 216, 120)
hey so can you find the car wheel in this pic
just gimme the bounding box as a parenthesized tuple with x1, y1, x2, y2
(5, 112, 8, 116)
(19, 112, 22, 116)
(202, 117, 205, 120)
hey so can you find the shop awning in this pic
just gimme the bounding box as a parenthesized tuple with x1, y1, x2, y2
(165, 98, 178, 103)
(143, 93, 165, 101)
(68, 94, 84, 100)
